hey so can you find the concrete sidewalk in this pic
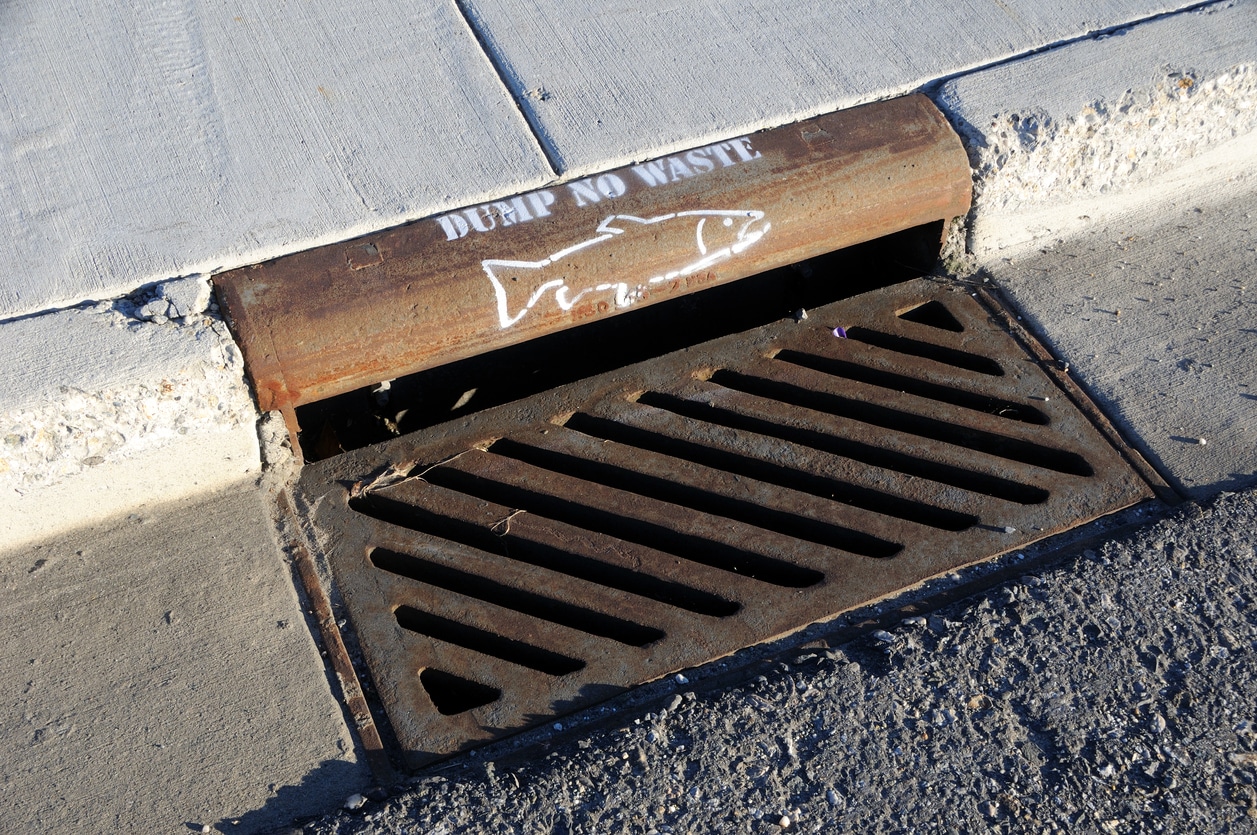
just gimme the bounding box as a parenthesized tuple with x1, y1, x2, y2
(0, 487, 364, 833)
(1, 1, 1254, 833)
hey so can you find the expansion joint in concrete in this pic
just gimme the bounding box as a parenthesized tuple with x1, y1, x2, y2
(451, 0, 565, 176)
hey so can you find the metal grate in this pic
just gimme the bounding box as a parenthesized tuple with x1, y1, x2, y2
(294, 278, 1152, 766)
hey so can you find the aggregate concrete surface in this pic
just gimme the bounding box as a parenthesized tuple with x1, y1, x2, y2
(0, 487, 369, 834)
(937, 0, 1257, 258)
(290, 489, 1257, 835)
(0, 277, 260, 550)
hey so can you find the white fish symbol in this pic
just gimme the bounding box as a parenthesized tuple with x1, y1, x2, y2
(482, 209, 770, 328)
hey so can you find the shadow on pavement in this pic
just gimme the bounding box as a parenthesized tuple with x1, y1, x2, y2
(216, 758, 366, 834)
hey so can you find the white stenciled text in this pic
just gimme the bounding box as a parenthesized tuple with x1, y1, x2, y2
(434, 135, 764, 241)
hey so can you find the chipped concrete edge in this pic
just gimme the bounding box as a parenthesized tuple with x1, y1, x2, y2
(0, 277, 262, 554)
(934, 0, 1257, 262)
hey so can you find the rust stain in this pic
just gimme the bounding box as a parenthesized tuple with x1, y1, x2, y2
(215, 94, 972, 417)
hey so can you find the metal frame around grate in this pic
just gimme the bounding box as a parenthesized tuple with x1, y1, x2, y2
(293, 278, 1152, 767)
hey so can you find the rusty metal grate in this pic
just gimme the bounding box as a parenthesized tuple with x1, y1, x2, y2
(294, 278, 1152, 766)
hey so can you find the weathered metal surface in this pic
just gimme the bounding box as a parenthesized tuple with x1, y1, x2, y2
(293, 279, 1154, 767)
(215, 94, 970, 413)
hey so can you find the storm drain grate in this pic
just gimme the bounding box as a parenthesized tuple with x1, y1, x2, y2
(294, 278, 1152, 766)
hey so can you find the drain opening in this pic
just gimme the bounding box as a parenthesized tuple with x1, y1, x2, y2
(844, 328, 1005, 376)
(237, 99, 1158, 770)
(350, 493, 741, 617)
(487, 437, 902, 559)
(419, 669, 501, 716)
(297, 277, 1154, 769)
(417, 463, 827, 588)
(707, 369, 1093, 476)
(371, 548, 665, 647)
(771, 351, 1048, 425)
(295, 223, 943, 460)
(559, 412, 979, 531)
(394, 606, 585, 676)
(898, 299, 964, 332)
(635, 390, 1052, 504)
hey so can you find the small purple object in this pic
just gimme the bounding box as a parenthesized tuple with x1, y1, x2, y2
(832, 326, 848, 338)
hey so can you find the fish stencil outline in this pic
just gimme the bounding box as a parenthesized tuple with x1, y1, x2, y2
(482, 209, 770, 328)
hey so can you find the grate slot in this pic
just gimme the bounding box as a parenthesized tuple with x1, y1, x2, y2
(772, 350, 1048, 425)
(352, 491, 740, 617)
(420, 669, 501, 715)
(709, 368, 1093, 476)
(489, 436, 902, 559)
(394, 606, 585, 676)
(568, 405, 981, 531)
(370, 548, 665, 647)
(563, 412, 977, 531)
(897, 300, 964, 332)
(421, 458, 827, 588)
(637, 390, 1051, 504)
(843, 327, 1004, 375)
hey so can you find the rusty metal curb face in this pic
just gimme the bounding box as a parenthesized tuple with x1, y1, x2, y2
(293, 278, 1152, 767)
(215, 94, 970, 414)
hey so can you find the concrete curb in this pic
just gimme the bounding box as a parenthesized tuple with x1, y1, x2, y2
(0, 277, 259, 553)
(935, 0, 1257, 258)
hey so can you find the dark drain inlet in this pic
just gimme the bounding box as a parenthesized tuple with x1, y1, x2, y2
(295, 278, 1153, 766)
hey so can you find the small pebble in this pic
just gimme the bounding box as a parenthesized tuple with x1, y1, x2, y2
(871, 629, 896, 644)
(1197, 437, 1208, 446)
(832, 326, 848, 339)
(675, 673, 689, 685)
(779, 815, 792, 828)
(1003, 526, 1017, 534)
(200, 826, 212, 834)
(553, 722, 563, 731)
(344, 793, 367, 810)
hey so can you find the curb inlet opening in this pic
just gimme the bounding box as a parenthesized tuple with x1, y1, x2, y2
(296, 222, 943, 461)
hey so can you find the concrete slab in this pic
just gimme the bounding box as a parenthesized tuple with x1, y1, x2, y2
(0, 278, 260, 551)
(936, 0, 1257, 257)
(989, 181, 1256, 499)
(0, 0, 552, 320)
(463, 0, 1198, 175)
(0, 486, 368, 833)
